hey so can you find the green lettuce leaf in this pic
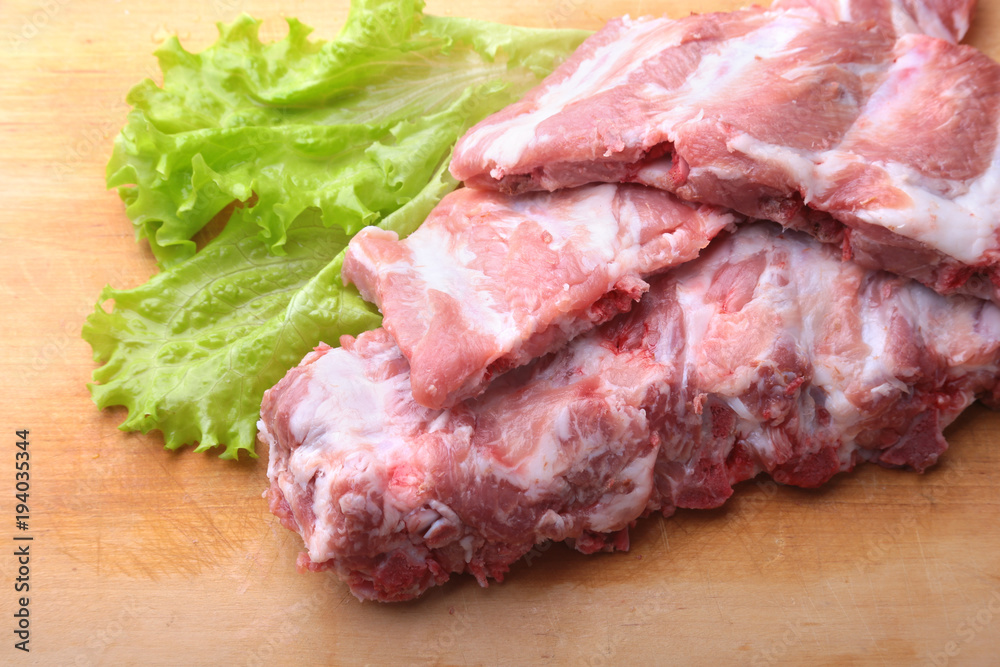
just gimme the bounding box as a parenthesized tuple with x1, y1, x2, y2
(107, 0, 588, 267)
(86, 0, 588, 458)
(85, 159, 454, 459)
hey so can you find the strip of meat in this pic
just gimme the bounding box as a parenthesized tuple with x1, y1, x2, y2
(262, 223, 1000, 602)
(449, 7, 1000, 303)
(342, 184, 735, 409)
(771, 0, 976, 42)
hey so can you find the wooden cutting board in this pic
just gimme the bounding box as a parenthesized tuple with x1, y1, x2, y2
(3, 0, 999, 664)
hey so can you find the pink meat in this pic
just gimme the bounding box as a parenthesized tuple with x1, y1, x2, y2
(449, 6, 1000, 303)
(261, 223, 1000, 602)
(262, 327, 661, 602)
(342, 184, 735, 409)
(771, 0, 976, 42)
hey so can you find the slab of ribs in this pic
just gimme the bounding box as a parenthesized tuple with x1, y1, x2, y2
(259, 0, 1000, 601)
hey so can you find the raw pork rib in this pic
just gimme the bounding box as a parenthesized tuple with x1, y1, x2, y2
(262, 224, 1000, 602)
(342, 184, 735, 409)
(449, 6, 1000, 303)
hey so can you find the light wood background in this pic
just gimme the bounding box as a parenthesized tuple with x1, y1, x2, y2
(2, 0, 999, 664)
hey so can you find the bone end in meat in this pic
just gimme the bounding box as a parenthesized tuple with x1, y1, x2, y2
(261, 328, 661, 601)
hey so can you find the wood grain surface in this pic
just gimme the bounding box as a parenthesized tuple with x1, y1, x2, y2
(2, 0, 1000, 664)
